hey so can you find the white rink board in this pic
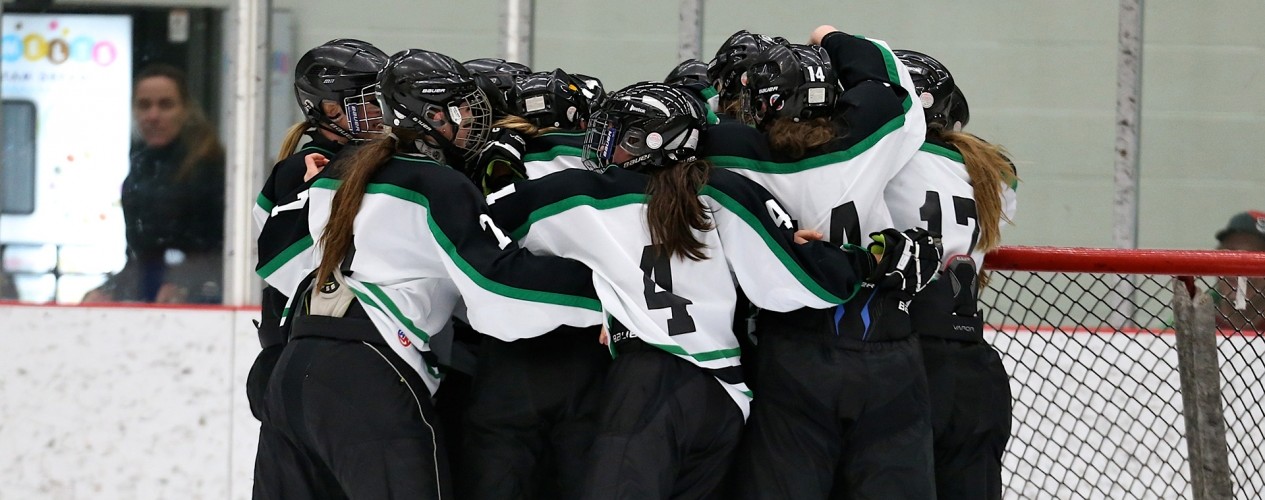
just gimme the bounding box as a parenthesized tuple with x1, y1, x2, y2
(0, 306, 1260, 499)
(0, 305, 262, 500)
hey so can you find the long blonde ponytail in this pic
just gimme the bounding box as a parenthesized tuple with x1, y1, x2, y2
(939, 130, 1018, 255)
(276, 121, 314, 163)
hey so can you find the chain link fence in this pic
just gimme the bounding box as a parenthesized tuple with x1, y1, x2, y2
(980, 261, 1263, 499)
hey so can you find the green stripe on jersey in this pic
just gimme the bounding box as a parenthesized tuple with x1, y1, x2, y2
(648, 342, 742, 362)
(523, 144, 583, 164)
(300, 145, 337, 157)
(510, 189, 859, 306)
(508, 193, 647, 240)
(256, 193, 274, 213)
(700, 186, 862, 305)
(352, 282, 432, 342)
(312, 177, 341, 190)
(707, 95, 912, 174)
(864, 35, 903, 85)
(316, 177, 601, 312)
(256, 235, 314, 279)
(919, 142, 964, 163)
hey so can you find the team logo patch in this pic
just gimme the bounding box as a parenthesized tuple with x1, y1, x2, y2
(645, 132, 663, 150)
(320, 279, 339, 294)
(397, 329, 412, 347)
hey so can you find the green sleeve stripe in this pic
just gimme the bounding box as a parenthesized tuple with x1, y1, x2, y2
(648, 342, 741, 362)
(256, 193, 275, 213)
(701, 186, 862, 305)
(919, 142, 964, 163)
(539, 130, 586, 138)
(312, 177, 341, 190)
(859, 35, 903, 85)
(258, 144, 337, 211)
(309, 177, 599, 311)
(523, 144, 584, 163)
(426, 208, 603, 311)
(507, 193, 646, 240)
(256, 235, 314, 279)
(707, 95, 911, 174)
(299, 145, 337, 157)
(391, 154, 444, 165)
(353, 281, 432, 342)
(364, 182, 428, 206)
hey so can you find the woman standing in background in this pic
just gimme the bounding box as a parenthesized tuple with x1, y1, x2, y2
(84, 63, 225, 304)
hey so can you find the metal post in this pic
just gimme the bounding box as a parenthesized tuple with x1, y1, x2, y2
(500, 0, 533, 67)
(1109, 0, 1144, 328)
(0, 1, 6, 243)
(1171, 278, 1234, 499)
(678, 0, 704, 62)
(223, 0, 270, 306)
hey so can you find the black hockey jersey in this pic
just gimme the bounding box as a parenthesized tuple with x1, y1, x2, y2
(254, 137, 346, 340)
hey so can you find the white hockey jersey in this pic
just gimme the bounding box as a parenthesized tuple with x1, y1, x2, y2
(288, 153, 602, 394)
(701, 32, 925, 247)
(521, 130, 585, 179)
(885, 139, 1018, 272)
(488, 167, 876, 417)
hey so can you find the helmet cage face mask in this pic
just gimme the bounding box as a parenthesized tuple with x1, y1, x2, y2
(378, 56, 495, 162)
(342, 82, 384, 139)
(295, 40, 388, 141)
(582, 84, 703, 173)
(581, 110, 622, 172)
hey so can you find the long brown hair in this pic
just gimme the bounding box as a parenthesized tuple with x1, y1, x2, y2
(645, 159, 714, 261)
(134, 64, 224, 181)
(937, 130, 1018, 254)
(276, 121, 313, 163)
(493, 115, 558, 138)
(314, 132, 405, 283)
(719, 97, 743, 120)
(765, 117, 835, 159)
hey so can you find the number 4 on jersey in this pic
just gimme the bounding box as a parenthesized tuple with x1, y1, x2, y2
(640, 245, 696, 336)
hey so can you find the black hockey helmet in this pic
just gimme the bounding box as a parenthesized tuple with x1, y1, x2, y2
(946, 87, 970, 130)
(707, 30, 784, 101)
(665, 58, 711, 93)
(582, 82, 706, 172)
(463, 57, 531, 117)
(293, 38, 389, 141)
(570, 73, 607, 111)
(894, 49, 964, 130)
(513, 68, 590, 130)
(378, 49, 494, 162)
(744, 43, 839, 127)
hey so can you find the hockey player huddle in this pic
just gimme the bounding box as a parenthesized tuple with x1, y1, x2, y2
(249, 23, 1019, 500)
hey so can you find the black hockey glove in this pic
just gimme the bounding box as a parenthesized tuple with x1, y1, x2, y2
(470, 127, 528, 194)
(866, 228, 943, 295)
